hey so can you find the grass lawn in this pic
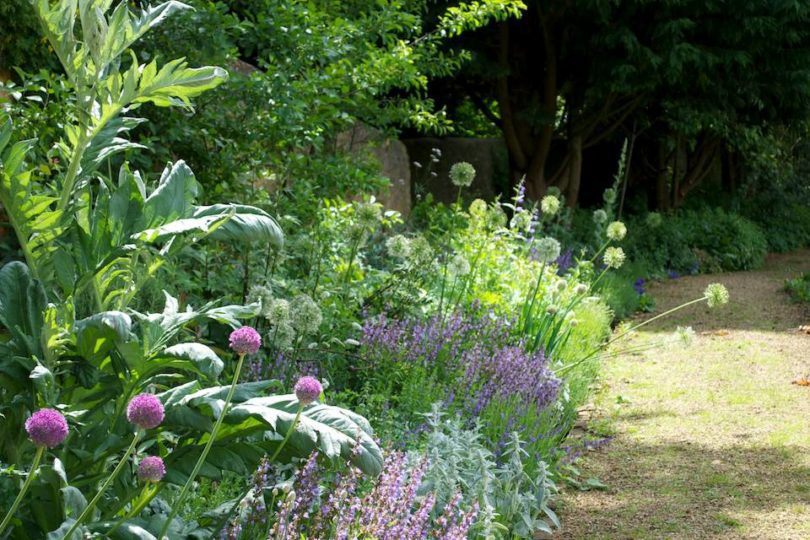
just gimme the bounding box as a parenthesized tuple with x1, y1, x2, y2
(559, 250, 810, 540)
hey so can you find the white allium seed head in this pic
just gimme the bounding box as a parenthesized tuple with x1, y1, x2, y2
(535, 236, 561, 263)
(606, 221, 627, 241)
(603, 246, 626, 269)
(449, 162, 476, 187)
(593, 209, 608, 224)
(704, 283, 730, 308)
(541, 195, 561, 216)
(385, 234, 412, 259)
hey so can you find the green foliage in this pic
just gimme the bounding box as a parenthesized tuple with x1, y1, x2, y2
(0, 1, 382, 537)
(785, 272, 810, 303)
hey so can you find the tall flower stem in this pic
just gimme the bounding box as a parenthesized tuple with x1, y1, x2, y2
(268, 404, 304, 463)
(63, 432, 143, 539)
(158, 353, 246, 539)
(106, 484, 158, 535)
(0, 446, 44, 535)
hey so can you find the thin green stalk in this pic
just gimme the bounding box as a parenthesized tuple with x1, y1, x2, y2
(520, 261, 547, 333)
(0, 446, 45, 535)
(106, 483, 158, 535)
(268, 404, 304, 463)
(158, 353, 247, 539)
(63, 432, 143, 539)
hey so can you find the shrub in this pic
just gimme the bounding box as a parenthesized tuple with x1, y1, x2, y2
(785, 272, 810, 303)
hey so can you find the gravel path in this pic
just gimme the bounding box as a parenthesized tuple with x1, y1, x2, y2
(558, 249, 810, 540)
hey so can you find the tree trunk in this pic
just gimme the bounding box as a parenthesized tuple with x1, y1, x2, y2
(564, 135, 583, 207)
(656, 139, 672, 211)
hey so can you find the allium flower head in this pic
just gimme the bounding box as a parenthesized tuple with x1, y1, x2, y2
(606, 221, 627, 241)
(646, 212, 663, 228)
(290, 294, 323, 335)
(385, 234, 411, 259)
(127, 394, 164, 430)
(468, 199, 488, 218)
(294, 376, 322, 405)
(229, 326, 262, 355)
(574, 283, 588, 295)
(355, 202, 382, 229)
(704, 283, 729, 308)
(555, 279, 567, 293)
(408, 235, 434, 265)
(509, 210, 531, 232)
(535, 236, 561, 263)
(541, 195, 561, 216)
(272, 322, 296, 350)
(593, 209, 608, 224)
(138, 456, 166, 483)
(546, 305, 559, 315)
(603, 188, 617, 205)
(268, 299, 290, 325)
(25, 408, 68, 448)
(449, 161, 476, 187)
(448, 253, 471, 276)
(486, 206, 507, 229)
(603, 246, 626, 269)
(672, 326, 696, 348)
(247, 285, 273, 317)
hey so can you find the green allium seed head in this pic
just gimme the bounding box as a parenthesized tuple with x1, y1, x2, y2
(593, 209, 608, 224)
(606, 221, 627, 241)
(248, 285, 274, 317)
(290, 294, 322, 335)
(704, 283, 730, 308)
(449, 161, 476, 187)
(267, 299, 290, 325)
(409, 235, 434, 265)
(555, 279, 567, 293)
(469, 198, 488, 218)
(646, 212, 663, 228)
(603, 188, 617, 205)
(673, 325, 696, 347)
(569, 318, 579, 327)
(535, 236, 561, 263)
(486, 206, 508, 229)
(448, 253, 471, 276)
(541, 195, 561, 216)
(272, 322, 296, 350)
(385, 234, 411, 259)
(574, 283, 588, 295)
(604, 246, 626, 269)
(546, 305, 559, 315)
(510, 210, 532, 232)
(356, 202, 381, 228)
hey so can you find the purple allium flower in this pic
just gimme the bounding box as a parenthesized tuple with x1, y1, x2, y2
(633, 277, 646, 295)
(138, 456, 166, 483)
(294, 376, 322, 405)
(126, 393, 164, 430)
(229, 326, 262, 355)
(25, 408, 68, 448)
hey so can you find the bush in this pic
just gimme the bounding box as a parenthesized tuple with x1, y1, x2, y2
(785, 272, 810, 303)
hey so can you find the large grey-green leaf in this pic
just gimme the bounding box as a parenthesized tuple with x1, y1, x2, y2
(224, 395, 383, 476)
(73, 311, 132, 363)
(157, 343, 224, 380)
(192, 204, 284, 248)
(140, 161, 198, 229)
(0, 262, 48, 358)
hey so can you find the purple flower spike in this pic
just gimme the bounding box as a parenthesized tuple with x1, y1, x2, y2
(294, 376, 322, 405)
(127, 394, 164, 430)
(25, 409, 68, 448)
(229, 326, 262, 355)
(138, 456, 166, 483)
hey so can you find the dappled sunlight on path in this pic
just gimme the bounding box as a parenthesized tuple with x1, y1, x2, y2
(559, 249, 810, 540)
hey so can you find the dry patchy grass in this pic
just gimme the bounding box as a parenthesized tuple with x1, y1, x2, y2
(558, 250, 810, 540)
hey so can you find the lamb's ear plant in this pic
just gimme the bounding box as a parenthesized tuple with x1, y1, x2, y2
(0, 1, 383, 537)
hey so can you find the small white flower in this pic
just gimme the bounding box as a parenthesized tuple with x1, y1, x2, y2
(344, 338, 360, 347)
